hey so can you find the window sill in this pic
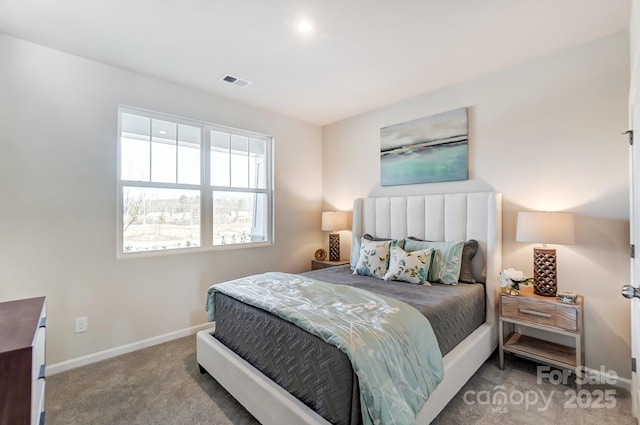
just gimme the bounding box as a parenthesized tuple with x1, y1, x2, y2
(116, 241, 273, 260)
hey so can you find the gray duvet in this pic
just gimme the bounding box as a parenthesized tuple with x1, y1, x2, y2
(302, 265, 485, 356)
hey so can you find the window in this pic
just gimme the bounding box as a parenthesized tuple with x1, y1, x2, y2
(117, 106, 273, 255)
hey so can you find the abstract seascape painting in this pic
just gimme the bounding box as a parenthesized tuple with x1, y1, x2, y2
(380, 107, 468, 186)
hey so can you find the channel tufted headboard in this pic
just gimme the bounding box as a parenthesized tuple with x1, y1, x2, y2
(350, 192, 502, 324)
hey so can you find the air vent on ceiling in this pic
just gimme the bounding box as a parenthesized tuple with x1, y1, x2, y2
(221, 74, 252, 88)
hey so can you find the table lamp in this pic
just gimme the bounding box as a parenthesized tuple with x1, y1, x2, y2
(516, 211, 575, 296)
(321, 211, 349, 261)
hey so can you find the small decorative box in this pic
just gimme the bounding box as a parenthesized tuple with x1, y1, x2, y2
(557, 290, 577, 304)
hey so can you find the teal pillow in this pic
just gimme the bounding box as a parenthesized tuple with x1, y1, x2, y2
(404, 239, 465, 285)
(407, 238, 479, 283)
(384, 243, 433, 285)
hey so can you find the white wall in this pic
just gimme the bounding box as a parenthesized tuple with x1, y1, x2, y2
(0, 34, 323, 365)
(323, 32, 631, 378)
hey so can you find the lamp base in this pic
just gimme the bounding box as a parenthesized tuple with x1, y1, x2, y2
(329, 233, 340, 262)
(533, 247, 557, 297)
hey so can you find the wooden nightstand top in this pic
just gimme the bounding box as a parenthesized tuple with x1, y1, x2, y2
(311, 259, 350, 270)
(501, 286, 583, 307)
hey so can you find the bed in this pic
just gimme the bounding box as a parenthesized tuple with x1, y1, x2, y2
(197, 192, 502, 424)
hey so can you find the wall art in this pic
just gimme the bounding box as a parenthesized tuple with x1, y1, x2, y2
(380, 107, 468, 185)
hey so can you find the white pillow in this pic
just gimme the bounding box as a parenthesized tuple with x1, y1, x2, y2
(384, 244, 433, 285)
(352, 238, 392, 279)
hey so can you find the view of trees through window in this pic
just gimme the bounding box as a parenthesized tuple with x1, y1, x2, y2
(122, 187, 201, 252)
(212, 191, 267, 246)
(118, 108, 272, 254)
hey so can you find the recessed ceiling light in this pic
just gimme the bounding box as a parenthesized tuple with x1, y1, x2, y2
(159, 130, 167, 135)
(296, 21, 313, 33)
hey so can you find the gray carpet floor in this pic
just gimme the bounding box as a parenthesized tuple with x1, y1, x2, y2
(46, 335, 635, 424)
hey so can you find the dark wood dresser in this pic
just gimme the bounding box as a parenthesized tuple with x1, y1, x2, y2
(0, 297, 46, 425)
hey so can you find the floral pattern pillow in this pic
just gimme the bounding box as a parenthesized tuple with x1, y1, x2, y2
(404, 239, 465, 285)
(384, 243, 433, 285)
(353, 238, 392, 279)
(351, 234, 404, 270)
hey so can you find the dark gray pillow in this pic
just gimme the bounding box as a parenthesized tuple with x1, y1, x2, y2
(458, 240, 478, 283)
(407, 237, 478, 283)
(363, 234, 405, 249)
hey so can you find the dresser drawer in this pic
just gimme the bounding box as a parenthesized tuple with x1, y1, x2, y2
(32, 378, 45, 425)
(32, 326, 46, 381)
(500, 294, 579, 332)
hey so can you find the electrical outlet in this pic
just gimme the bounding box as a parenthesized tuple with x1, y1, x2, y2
(75, 316, 88, 333)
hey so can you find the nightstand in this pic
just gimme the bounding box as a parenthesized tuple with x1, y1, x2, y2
(499, 286, 584, 387)
(311, 259, 350, 270)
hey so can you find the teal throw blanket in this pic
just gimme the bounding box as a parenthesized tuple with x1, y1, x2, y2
(206, 272, 444, 425)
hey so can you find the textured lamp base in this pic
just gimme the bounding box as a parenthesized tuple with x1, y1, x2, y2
(533, 247, 557, 297)
(329, 233, 340, 262)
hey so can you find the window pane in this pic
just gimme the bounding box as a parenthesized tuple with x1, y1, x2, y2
(120, 113, 150, 181)
(121, 137, 150, 181)
(151, 119, 177, 183)
(230, 135, 249, 188)
(121, 113, 150, 139)
(249, 138, 266, 189)
(213, 191, 267, 245)
(123, 186, 201, 253)
(178, 124, 201, 184)
(211, 131, 230, 186)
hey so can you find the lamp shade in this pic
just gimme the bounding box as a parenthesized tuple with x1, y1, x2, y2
(321, 211, 349, 232)
(516, 211, 575, 245)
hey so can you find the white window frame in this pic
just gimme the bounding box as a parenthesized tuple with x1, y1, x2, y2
(116, 105, 274, 258)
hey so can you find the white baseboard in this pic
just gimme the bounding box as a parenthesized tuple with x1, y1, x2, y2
(46, 323, 635, 395)
(583, 366, 631, 391)
(46, 322, 212, 376)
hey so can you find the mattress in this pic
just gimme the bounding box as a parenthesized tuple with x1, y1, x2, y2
(214, 292, 361, 425)
(211, 266, 485, 425)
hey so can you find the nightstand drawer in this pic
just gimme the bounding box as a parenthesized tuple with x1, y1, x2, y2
(555, 304, 578, 331)
(517, 299, 556, 327)
(500, 296, 519, 318)
(500, 293, 580, 332)
(501, 296, 556, 324)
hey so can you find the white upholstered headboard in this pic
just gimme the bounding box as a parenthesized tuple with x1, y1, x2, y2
(350, 192, 502, 323)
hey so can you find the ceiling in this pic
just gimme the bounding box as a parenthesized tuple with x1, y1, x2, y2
(0, 0, 631, 125)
